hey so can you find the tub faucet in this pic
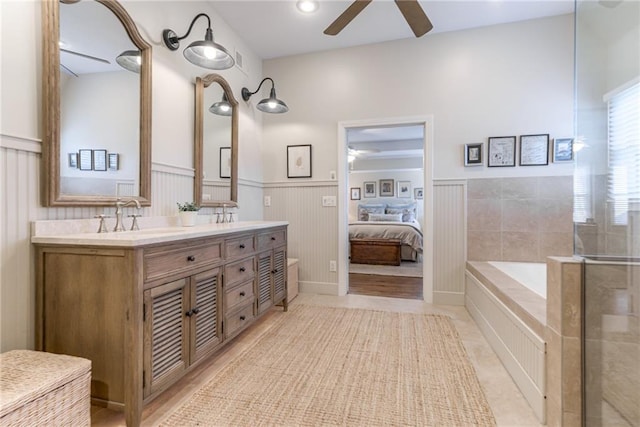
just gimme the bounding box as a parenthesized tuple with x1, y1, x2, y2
(114, 198, 141, 232)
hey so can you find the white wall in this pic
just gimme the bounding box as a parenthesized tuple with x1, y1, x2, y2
(0, 0, 265, 352)
(263, 14, 575, 295)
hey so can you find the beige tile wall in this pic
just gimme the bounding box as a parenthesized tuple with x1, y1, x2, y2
(467, 176, 573, 262)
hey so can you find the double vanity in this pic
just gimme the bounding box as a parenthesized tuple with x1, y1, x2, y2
(32, 220, 288, 426)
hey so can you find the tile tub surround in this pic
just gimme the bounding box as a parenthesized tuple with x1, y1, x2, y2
(583, 261, 640, 427)
(467, 176, 573, 262)
(545, 257, 583, 427)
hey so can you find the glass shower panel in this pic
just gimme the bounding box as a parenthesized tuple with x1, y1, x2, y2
(575, 0, 640, 425)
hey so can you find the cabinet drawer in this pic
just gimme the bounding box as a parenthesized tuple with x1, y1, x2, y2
(225, 303, 255, 338)
(257, 229, 286, 251)
(224, 257, 255, 287)
(225, 280, 254, 313)
(145, 241, 222, 282)
(225, 235, 255, 259)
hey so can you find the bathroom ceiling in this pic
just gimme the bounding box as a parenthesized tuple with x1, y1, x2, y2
(210, 0, 575, 59)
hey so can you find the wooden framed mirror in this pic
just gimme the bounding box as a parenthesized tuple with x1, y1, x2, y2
(194, 74, 238, 208)
(42, 0, 151, 206)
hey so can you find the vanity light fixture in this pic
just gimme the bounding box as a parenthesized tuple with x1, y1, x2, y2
(116, 50, 141, 73)
(162, 13, 234, 70)
(209, 93, 233, 116)
(241, 77, 289, 114)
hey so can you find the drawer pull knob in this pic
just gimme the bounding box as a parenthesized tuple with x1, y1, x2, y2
(187, 255, 196, 262)
(240, 315, 246, 321)
(185, 309, 193, 317)
(272, 269, 278, 274)
(239, 244, 245, 249)
(192, 308, 200, 315)
(271, 236, 276, 241)
(239, 291, 246, 297)
(239, 267, 246, 272)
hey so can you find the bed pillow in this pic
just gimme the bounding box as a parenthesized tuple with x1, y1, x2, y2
(357, 204, 385, 221)
(386, 203, 416, 222)
(368, 213, 403, 222)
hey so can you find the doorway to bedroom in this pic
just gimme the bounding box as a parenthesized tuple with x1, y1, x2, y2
(345, 123, 425, 300)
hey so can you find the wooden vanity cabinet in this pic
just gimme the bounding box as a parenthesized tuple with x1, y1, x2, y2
(143, 267, 223, 398)
(34, 224, 287, 427)
(256, 229, 287, 315)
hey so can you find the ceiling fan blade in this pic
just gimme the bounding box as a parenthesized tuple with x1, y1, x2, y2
(324, 0, 373, 36)
(60, 48, 110, 64)
(60, 63, 79, 78)
(394, 0, 433, 37)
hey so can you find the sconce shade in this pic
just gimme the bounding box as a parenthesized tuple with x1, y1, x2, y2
(209, 93, 232, 116)
(163, 14, 234, 70)
(116, 50, 141, 73)
(256, 87, 289, 114)
(241, 78, 289, 114)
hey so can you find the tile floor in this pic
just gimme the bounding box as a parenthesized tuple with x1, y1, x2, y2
(91, 293, 543, 426)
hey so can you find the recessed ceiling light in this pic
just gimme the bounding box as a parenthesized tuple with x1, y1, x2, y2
(296, 0, 319, 14)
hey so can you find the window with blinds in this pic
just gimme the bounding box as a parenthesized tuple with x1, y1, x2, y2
(607, 79, 640, 226)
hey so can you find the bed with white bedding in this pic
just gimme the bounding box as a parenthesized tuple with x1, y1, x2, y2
(349, 201, 423, 264)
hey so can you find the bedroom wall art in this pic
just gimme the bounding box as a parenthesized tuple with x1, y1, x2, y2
(350, 187, 361, 200)
(379, 179, 394, 196)
(397, 180, 412, 198)
(363, 181, 376, 198)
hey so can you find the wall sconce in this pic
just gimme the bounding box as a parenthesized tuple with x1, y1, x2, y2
(241, 77, 289, 114)
(162, 13, 234, 70)
(116, 50, 141, 73)
(209, 93, 232, 116)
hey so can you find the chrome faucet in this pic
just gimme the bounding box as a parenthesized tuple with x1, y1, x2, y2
(114, 198, 141, 232)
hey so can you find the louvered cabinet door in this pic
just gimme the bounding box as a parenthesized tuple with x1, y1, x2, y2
(190, 268, 222, 364)
(143, 278, 189, 398)
(273, 248, 287, 303)
(256, 251, 274, 315)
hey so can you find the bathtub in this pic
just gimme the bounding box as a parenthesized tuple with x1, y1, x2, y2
(488, 261, 547, 298)
(465, 261, 547, 423)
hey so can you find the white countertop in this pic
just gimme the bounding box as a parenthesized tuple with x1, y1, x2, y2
(31, 220, 288, 247)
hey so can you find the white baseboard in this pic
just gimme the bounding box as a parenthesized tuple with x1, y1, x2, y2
(299, 281, 339, 295)
(433, 291, 465, 306)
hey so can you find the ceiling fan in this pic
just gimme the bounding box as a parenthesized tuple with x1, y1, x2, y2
(324, 0, 433, 38)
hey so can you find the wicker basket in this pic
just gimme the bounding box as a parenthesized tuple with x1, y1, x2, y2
(0, 350, 91, 426)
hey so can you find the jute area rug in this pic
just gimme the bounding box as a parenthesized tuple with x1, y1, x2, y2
(160, 305, 495, 426)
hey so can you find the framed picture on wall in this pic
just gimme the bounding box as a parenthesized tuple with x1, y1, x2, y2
(414, 187, 424, 199)
(397, 181, 412, 198)
(350, 187, 361, 200)
(552, 138, 573, 162)
(464, 143, 483, 166)
(487, 136, 516, 167)
(379, 179, 394, 197)
(287, 144, 312, 178)
(108, 153, 119, 171)
(78, 149, 93, 171)
(519, 134, 549, 166)
(93, 149, 107, 171)
(68, 153, 78, 169)
(220, 147, 231, 178)
(363, 181, 376, 198)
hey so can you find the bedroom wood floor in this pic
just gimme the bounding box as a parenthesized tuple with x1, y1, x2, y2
(348, 273, 423, 299)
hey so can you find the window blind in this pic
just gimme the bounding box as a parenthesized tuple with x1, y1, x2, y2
(607, 80, 640, 226)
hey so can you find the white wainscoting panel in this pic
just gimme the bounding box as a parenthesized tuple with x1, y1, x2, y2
(433, 180, 467, 305)
(263, 183, 339, 294)
(0, 137, 198, 352)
